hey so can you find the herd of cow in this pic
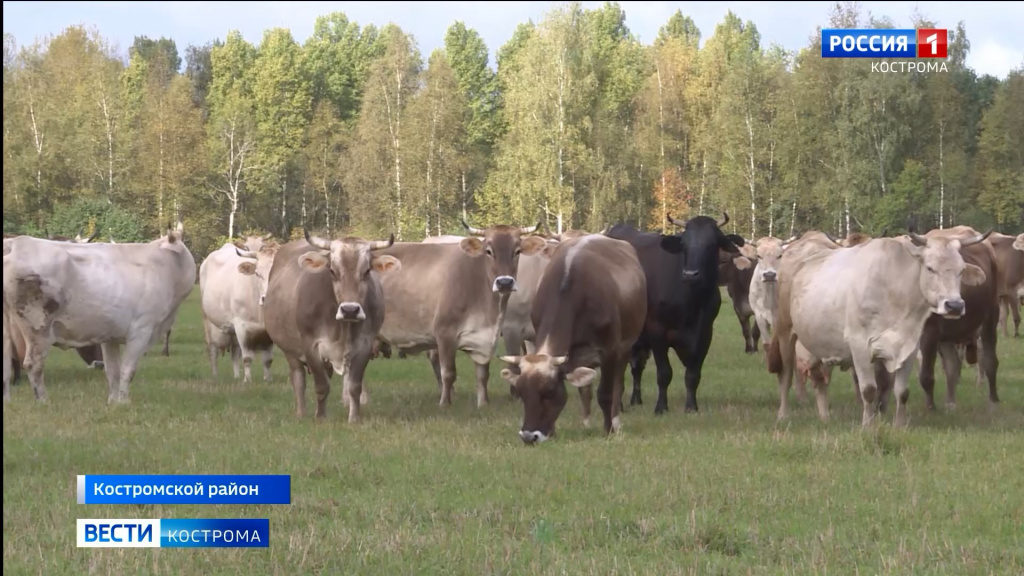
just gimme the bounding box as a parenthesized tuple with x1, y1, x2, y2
(3, 215, 1022, 444)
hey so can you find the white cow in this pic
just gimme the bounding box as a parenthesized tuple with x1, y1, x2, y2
(199, 235, 279, 383)
(3, 223, 196, 404)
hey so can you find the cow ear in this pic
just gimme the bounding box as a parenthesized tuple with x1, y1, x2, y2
(298, 252, 329, 273)
(541, 242, 559, 259)
(565, 367, 597, 388)
(660, 235, 684, 254)
(962, 263, 986, 286)
(237, 261, 257, 275)
(520, 235, 547, 256)
(732, 256, 752, 270)
(1014, 234, 1024, 252)
(500, 368, 520, 387)
(371, 255, 402, 275)
(460, 237, 484, 257)
(739, 244, 758, 260)
(719, 234, 743, 253)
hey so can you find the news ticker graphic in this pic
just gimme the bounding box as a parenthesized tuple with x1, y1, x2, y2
(77, 474, 291, 505)
(77, 519, 269, 548)
(821, 28, 948, 58)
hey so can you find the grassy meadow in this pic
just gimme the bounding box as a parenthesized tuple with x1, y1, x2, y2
(3, 289, 1023, 575)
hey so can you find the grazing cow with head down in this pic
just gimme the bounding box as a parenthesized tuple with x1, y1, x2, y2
(607, 212, 747, 414)
(3, 223, 196, 404)
(499, 234, 647, 443)
(199, 234, 280, 383)
(263, 231, 401, 422)
(768, 228, 989, 426)
(373, 220, 548, 408)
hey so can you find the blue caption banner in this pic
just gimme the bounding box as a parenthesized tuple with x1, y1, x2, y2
(77, 518, 269, 548)
(821, 29, 917, 58)
(77, 475, 291, 505)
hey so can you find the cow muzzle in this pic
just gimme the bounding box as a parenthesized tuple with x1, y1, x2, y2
(493, 275, 517, 293)
(761, 270, 777, 282)
(259, 295, 266, 307)
(336, 302, 366, 322)
(680, 269, 701, 281)
(940, 298, 966, 318)
(519, 430, 549, 445)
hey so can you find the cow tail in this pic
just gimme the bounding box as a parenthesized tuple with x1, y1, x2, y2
(767, 333, 783, 374)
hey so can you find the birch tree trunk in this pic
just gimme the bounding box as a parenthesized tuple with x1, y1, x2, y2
(938, 119, 945, 229)
(746, 110, 757, 238)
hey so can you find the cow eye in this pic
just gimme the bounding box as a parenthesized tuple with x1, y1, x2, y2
(926, 266, 936, 274)
(514, 248, 522, 256)
(485, 247, 493, 257)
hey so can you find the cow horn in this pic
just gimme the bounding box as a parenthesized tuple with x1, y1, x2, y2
(235, 247, 257, 260)
(303, 228, 332, 251)
(462, 219, 486, 236)
(716, 212, 729, 228)
(85, 230, 100, 243)
(907, 232, 928, 247)
(370, 233, 395, 251)
(262, 233, 273, 241)
(667, 214, 686, 229)
(76, 228, 85, 240)
(880, 227, 889, 238)
(499, 355, 521, 365)
(959, 228, 993, 247)
(519, 222, 541, 235)
(824, 231, 842, 246)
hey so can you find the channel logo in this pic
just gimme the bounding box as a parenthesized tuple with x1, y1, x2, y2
(822, 28, 947, 58)
(76, 519, 269, 548)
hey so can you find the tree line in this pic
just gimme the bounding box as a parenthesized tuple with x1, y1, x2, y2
(4, 1, 1022, 262)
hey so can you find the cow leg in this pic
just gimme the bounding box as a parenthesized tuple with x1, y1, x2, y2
(578, 383, 593, 428)
(936, 342, 962, 411)
(650, 345, 673, 415)
(436, 342, 457, 407)
(21, 336, 52, 402)
(979, 311, 1000, 406)
(161, 330, 171, 357)
(503, 331, 524, 359)
(233, 326, 257, 384)
(2, 316, 12, 402)
(1010, 298, 1022, 338)
(678, 325, 714, 414)
(427, 351, 443, 394)
(261, 348, 273, 382)
(850, 346, 879, 427)
(750, 319, 761, 357)
(775, 333, 798, 421)
(305, 357, 332, 420)
(474, 361, 490, 408)
(112, 331, 155, 404)
(874, 361, 893, 414)
(735, 305, 754, 354)
(596, 357, 616, 434)
(891, 358, 915, 427)
(344, 355, 371, 424)
(285, 355, 307, 418)
(100, 342, 122, 404)
(917, 329, 940, 411)
(810, 359, 831, 422)
(629, 343, 649, 406)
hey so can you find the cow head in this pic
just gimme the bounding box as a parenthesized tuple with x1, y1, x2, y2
(300, 231, 402, 322)
(751, 235, 798, 283)
(460, 220, 547, 294)
(234, 238, 280, 306)
(660, 212, 746, 283)
(499, 354, 596, 445)
(906, 230, 990, 319)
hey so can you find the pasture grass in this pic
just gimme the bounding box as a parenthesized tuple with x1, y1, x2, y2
(4, 290, 1023, 575)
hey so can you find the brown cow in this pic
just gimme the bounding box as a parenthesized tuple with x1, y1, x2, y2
(499, 234, 647, 443)
(918, 226, 1000, 411)
(718, 244, 758, 354)
(262, 232, 401, 422)
(989, 232, 1024, 338)
(374, 220, 547, 408)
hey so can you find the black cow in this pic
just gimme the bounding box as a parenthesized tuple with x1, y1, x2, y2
(606, 213, 747, 414)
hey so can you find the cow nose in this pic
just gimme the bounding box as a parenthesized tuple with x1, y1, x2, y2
(519, 430, 538, 445)
(944, 299, 965, 315)
(336, 302, 365, 321)
(494, 275, 517, 293)
(259, 295, 266, 306)
(762, 270, 777, 282)
(681, 269, 700, 280)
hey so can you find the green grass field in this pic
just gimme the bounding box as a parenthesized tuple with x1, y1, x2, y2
(4, 289, 1023, 575)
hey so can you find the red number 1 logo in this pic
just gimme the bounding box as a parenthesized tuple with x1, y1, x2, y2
(917, 29, 948, 58)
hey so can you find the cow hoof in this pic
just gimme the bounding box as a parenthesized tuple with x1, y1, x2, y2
(611, 416, 622, 433)
(630, 395, 642, 406)
(654, 406, 668, 416)
(582, 417, 591, 428)
(945, 402, 957, 412)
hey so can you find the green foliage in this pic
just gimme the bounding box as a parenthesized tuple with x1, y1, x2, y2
(45, 196, 150, 242)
